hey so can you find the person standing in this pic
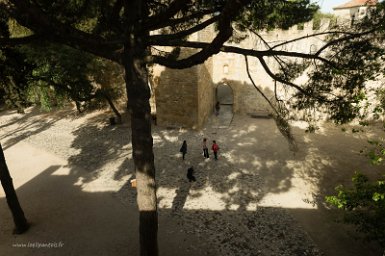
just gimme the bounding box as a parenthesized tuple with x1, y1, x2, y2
(211, 140, 219, 160)
(202, 138, 209, 158)
(215, 101, 220, 116)
(180, 140, 187, 160)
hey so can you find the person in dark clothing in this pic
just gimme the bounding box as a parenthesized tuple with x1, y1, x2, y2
(187, 166, 196, 182)
(202, 138, 209, 158)
(180, 140, 187, 160)
(215, 101, 220, 116)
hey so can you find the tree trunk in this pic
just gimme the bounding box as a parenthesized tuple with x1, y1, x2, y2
(103, 91, 122, 124)
(125, 59, 158, 256)
(124, 45, 158, 256)
(74, 101, 83, 113)
(0, 143, 29, 234)
(123, 1, 158, 254)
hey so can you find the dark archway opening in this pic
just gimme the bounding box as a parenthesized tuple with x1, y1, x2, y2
(214, 83, 234, 127)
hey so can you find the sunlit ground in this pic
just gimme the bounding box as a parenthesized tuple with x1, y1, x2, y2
(1, 107, 383, 256)
(1, 107, 382, 211)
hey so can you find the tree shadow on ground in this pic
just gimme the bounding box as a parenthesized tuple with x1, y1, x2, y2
(0, 107, 75, 150)
(66, 114, 133, 182)
(0, 163, 322, 256)
(0, 158, 234, 256)
(0, 108, 383, 256)
(44, 108, 378, 255)
(148, 114, 383, 256)
(0, 165, 138, 256)
(286, 121, 384, 256)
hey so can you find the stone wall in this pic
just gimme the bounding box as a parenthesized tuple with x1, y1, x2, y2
(153, 48, 199, 128)
(196, 25, 215, 128)
(152, 23, 216, 129)
(152, 19, 335, 127)
(211, 19, 330, 116)
(197, 59, 214, 128)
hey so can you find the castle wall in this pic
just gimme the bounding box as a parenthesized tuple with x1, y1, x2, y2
(153, 48, 199, 128)
(197, 59, 214, 128)
(152, 23, 216, 129)
(334, 8, 356, 22)
(152, 19, 342, 127)
(152, 9, 382, 127)
(197, 25, 215, 128)
(211, 19, 330, 116)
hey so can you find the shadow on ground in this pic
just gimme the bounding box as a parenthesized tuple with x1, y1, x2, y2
(0, 107, 75, 151)
(0, 108, 384, 256)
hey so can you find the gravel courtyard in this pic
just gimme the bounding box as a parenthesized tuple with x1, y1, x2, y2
(0, 106, 383, 256)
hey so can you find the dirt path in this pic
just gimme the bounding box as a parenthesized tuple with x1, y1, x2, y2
(0, 107, 384, 255)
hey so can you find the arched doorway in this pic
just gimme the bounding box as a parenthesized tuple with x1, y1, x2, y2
(214, 83, 234, 126)
(216, 83, 234, 106)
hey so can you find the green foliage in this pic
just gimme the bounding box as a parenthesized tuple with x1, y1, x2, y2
(293, 34, 383, 124)
(22, 43, 95, 102)
(366, 139, 385, 165)
(297, 22, 304, 30)
(374, 88, 385, 119)
(1, 38, 124, 112)
(238, 0, 318, 31)
(326, 136, 385, 246)
(277, 61, 309, 81)
(0, 1, 125, 112)
(0, 47, 34, 110)
(282, 2, 385, 126)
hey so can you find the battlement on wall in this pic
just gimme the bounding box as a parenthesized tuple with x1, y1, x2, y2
(261, 18, 332, 34)
(256, 18, 332, 45)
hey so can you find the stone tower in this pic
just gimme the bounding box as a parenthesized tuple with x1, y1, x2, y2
(152, 25, 215, 129)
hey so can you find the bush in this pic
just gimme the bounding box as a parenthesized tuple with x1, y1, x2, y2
(326, 171, 385, 245)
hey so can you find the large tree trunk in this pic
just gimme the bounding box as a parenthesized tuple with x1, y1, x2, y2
(124, 56, 158, 256)
(0, 143, 29, 234)
(123, 1, 158, 255)
(124, 31, 158, 256)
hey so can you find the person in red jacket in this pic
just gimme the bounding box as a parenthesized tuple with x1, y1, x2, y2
(211, 140, 219, 160)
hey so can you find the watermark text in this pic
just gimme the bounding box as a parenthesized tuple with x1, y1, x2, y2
(12, 241, 64, 249)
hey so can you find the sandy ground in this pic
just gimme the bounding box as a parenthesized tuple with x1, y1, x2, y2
(0, 106, 384, 256)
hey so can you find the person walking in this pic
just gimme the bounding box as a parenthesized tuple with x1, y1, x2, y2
(211, 140, 219, 160)
(202, 138, 209, 158)
(180, 140, 187, 160)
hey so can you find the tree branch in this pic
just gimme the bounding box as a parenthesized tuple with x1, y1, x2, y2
(251, 30, 293, 83)
(147, 8, 219, 31)
(145, 0, 193, 29)
(315, 28, 377, 55)
(0, 35, 40, 47)
(257, 56, 338, 104)
(150, 0, 251, 69)
(149, 15, 219, 42)
(151, 40, 337, 67)
(257, 55, 309, 96)
(244, 55, 279, 115)
(270, 30, 357, 50)
(7, 0, 123, 62)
